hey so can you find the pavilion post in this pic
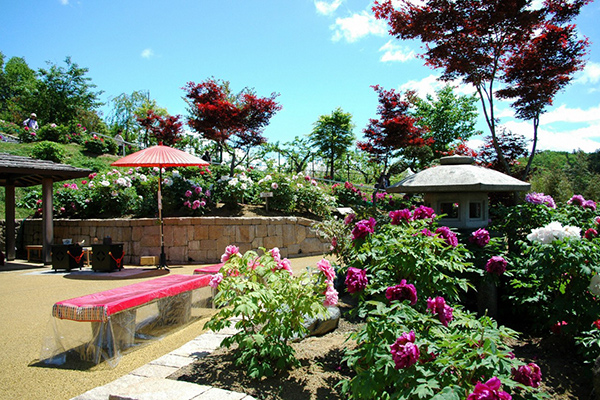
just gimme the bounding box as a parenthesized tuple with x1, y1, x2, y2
(5, 183, 15, 260)
(42, 178, 54, 265)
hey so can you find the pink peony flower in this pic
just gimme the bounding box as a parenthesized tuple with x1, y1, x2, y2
(220, 245, 240, 263)
(526, 192, 556, 208)
(389, 209, 412, 225)
(276, 258, 293, 275)
(195, 186, 202, 194)
(467, 377, 512, 400)
(185, 190, 193, 197)
(427, 296, 454, 326)
(209, 273, 223, 289)
(271, 182, 278, 189)
(386, 280, 417, 305)
(345, 267, 368, 294)
(317, 258, 336, 282)
(469, 228, 490, 247)
(192, 200, 201, 210)
(512, 363, 542, 388)
(324, 284, 339, 306)
(435, 226, 458, 247)
(486, 256, 507, 276)
(269, 247, 282, 263)
(390, 331, 420, 369)
(585, 228, 598, 240)
(420, 228, 434, 237)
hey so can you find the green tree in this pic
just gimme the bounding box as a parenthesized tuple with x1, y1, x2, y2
(407, 85, 481, 157)
(33, 56, 103, 126)
(309, 108, 355, 179)
(268, 136, 316, 174)
(107, 90, 167, 144)
(0, 52, 37, 122)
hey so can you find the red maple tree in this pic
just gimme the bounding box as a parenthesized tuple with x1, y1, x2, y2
(358, 85, 431, 180)
(183, 78, 281, 173)
(373, 0, 590, 175)
(497, 20, 589, 179)
(137, 109, 183, 147)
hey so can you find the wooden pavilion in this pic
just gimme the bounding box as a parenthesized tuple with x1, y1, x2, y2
(0, 153, 91, 264)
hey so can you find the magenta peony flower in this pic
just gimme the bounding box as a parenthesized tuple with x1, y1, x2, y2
(351, 217, 376, 240)
(345, 267, 368, 294)
(467, 377, 512, 400)
(512, 363, 542, 388)
(192, 199, 201, 210)
(420, 228, 434, 237)
(435, 226, 458, 247)
(413, 205, 436, 220)
(220, 245, 240, 263)
(583, 200, 597, 211)
(469, 228, 490, 247)
(389, 209, 412, 225)
(427, 296, 454, 327)
(525, 192, 556, 208)
(568, 194, 586, 206)
(317, 258, 336, 282)
(486, 256, 507, 275)
(324, 284, 339, 307)
(390, 331, 420, 369)
(209, 272, 223, 289)
(185, 190, 193, 197)
(386, 280, 417, 305)
(585, 228, 598, 240)
(344, 213, 356, 225)
(195, 186, 202, 194)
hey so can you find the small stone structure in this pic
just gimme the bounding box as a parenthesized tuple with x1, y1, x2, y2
(20, 216, 330, 264)
(387, 155, 530, 229)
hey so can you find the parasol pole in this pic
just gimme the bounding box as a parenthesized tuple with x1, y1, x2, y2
(158, 166, 168, 269)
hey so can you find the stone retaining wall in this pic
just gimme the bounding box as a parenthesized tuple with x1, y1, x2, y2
(20, 217, 330, 264)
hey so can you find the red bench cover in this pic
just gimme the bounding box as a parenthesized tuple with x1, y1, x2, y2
(52, 274, 211, 322)
(193, 263, 224, 275)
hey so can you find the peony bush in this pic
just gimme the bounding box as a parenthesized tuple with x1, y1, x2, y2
(204, 246, 338, 378)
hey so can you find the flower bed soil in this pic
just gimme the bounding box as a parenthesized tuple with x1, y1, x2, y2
(170, 295, 591, 400)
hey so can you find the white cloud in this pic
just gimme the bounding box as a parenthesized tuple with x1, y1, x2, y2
(331, 11, 387, 42)
(315, 0, 343, 16)
(141, 48, 154, 59)
(397, 74, 474, 98)
(540, 103, 600, 125)
(574, 61, 600, 86)
(379, 40, 415, 63)
(504, 119, 600, 153)
(59, 0, 69, 4)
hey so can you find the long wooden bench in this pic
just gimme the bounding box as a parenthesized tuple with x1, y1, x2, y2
(42, 274, 211, 366)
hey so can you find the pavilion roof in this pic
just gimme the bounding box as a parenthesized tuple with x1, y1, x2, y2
(0, 153, 91, 187)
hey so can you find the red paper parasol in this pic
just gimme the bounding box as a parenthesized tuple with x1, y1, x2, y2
(111, 143, 209, 269)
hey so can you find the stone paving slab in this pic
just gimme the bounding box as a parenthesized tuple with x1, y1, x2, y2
(70, 330, 254, 400)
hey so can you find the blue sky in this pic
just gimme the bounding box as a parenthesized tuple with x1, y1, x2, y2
(1, 0, 599, 152)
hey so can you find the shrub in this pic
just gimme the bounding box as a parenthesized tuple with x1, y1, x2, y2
(204, 247, 337, 378)
(30, 141, 65, 163)
(343, 210, 475, 306)
(37, 124, 70, 143)
(0, 120, 24, 138)
(83, 133, 117, 154)
(341, 298, 545, 399)
(18, 126, 38, 143)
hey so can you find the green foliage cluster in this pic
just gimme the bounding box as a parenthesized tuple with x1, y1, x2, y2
(82, 134, 117, 155)
(204, 247, 332, 378)
(341, 301, 543, 400)
(30, 141, 65, 163)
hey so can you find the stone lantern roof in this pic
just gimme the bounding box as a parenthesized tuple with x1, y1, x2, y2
(386, 155, 530, 193)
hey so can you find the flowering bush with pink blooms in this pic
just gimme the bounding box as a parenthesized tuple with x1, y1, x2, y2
(340, 285, 545, 399)
(204, 246, 337, 378)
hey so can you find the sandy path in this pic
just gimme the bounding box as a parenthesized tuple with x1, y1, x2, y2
(0, 255, 327, 400)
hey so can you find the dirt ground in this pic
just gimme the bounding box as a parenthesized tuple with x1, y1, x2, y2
(172, 294, 592, 400)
